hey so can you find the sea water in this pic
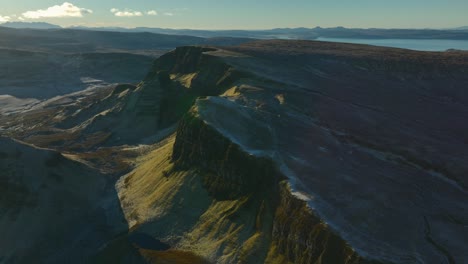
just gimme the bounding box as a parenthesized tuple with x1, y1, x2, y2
(317, 37, 468, 51)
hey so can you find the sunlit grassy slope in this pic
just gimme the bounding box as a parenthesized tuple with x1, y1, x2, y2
(116, 135, 283, 263)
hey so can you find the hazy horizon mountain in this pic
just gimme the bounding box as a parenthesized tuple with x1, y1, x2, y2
(4, 22, 468, 40)
(70, 25, 468, 40)
(0, 21, 61, 29)
(45, 24, 468, 39)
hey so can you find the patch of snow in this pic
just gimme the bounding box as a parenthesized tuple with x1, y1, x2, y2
(291, 191, 313, 202)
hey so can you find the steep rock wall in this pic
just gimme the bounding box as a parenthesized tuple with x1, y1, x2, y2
(171, 109, 376, 264)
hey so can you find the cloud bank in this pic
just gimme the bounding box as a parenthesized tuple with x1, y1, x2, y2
(111, 8, 143, 17)
(22, 2, 92, 19)
(0, 15, 11, 23)
(111, 8, 171, 17)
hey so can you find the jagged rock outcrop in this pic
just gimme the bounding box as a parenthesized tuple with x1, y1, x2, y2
(150, 46, 248, 95)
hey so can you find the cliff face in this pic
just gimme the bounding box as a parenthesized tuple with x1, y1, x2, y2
(116, 110, 369, 264)
(272, 183, 365, 264)
(169, 109, 368, 264)
(172, 110, 282, 199)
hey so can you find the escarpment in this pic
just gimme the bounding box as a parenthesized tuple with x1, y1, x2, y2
(167, 108, 372, 263)
(272, 184, 368, 264)
(118, 41, 468, 263)
(172, 110, 282, 199)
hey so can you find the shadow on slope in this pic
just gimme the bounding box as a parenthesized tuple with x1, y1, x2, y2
(0, 137, 143, 263)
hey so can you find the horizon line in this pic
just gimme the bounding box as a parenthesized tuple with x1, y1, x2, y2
(1, 21, 467, 31)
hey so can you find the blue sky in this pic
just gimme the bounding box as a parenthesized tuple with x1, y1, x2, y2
(0, 1, 467, 29)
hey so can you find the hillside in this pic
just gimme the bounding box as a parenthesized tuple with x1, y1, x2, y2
(0, 27, 252, 54)
(0, 138, 142, 263)
(0, 49, 155, 98)
(1, 40, 468, 263)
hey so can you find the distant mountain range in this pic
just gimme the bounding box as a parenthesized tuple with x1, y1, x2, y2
(1, 21, 61, 29)
(0, 26, 250, 54)
(2, 21, 468, 40)
(62, 25, 468, 40)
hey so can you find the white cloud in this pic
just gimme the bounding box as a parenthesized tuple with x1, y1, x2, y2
(163, 12, 174, 16)
(22, 2, 92, 19)
(0, 15, 11, 23)
(147, 10, 158, 16)
(110, 8, 143, 17)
